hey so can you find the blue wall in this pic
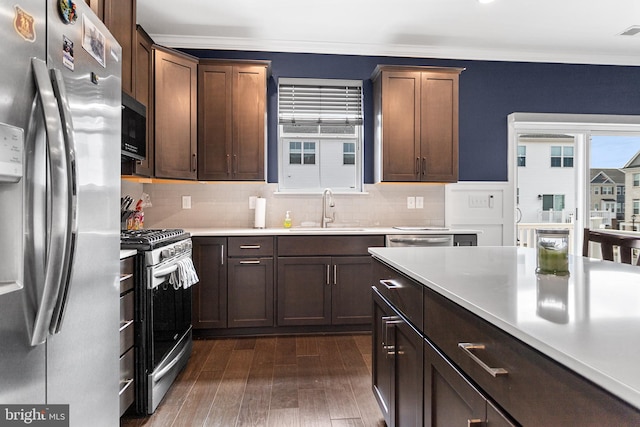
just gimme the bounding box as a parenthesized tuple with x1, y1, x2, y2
(185, 49, 640, 182)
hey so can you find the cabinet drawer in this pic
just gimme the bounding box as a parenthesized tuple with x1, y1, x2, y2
(423, 287, 640, 426)
(120, 257, 135, 294)
(119, 317, 134, 356)
(372, 259, 422, 331)
(120, 291, 134, 325)
(119, 347, 135, 416)
(228, 236, 274, 257)
(278, 235, 385, 256)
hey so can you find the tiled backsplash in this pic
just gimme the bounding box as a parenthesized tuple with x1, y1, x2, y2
(121, 180, 445, 229)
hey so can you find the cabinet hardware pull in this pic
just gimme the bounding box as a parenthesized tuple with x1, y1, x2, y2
(380, 279, 401, 289)
(326, 265, 330, 285)
(415, 157, 420, 176)
(239, 245, 261, 249)
(119, 273, 133, 282)
(192, 153, 197, 172)
(333, 265, 337, 285)
(467, 419, 483, 427)
(422, 157, 426, 176)
(458, 343, 508, 377)
(221, 245, 224, 265)
(226, 154, 231, 174)
(119, 378, 134, 395)
(233, 154, 238, 174)
(119, 319, 134, 332)
(382, 316, 402, 356)
(239, 260, 261, 264)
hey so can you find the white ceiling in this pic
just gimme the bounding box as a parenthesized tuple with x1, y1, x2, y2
(136, 0, 640, 66)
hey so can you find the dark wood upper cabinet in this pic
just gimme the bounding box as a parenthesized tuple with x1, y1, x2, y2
(103, 0, 136, 97)
(84, 0, 104, 20)
(198, 60, 270, 181)
(372, 65, 463, 183)
(154, 47, 198, 180)
(132, 25, 154, 177)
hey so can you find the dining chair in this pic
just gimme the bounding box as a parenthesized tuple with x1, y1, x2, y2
(582, 228, 640, 265)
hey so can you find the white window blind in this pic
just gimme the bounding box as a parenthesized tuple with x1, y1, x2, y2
(278, 78, 363, 125)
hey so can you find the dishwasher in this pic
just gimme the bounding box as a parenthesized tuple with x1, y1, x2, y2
(385, 234, 453, 247)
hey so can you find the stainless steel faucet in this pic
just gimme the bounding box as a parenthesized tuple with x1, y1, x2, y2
(321, 188, 335, 228)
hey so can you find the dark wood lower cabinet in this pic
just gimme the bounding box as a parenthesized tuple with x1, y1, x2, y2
(372, 289, 423, 427)
(277, 255, 375, 326)
(192, 237, 227, 329)
(424, 338, 514, 427)
(227, 257, 274, 328)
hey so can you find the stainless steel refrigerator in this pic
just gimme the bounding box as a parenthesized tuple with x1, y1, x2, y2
(0, 0, 121, 425)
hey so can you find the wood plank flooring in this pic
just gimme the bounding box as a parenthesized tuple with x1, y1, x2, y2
(121, 334, 385, 427)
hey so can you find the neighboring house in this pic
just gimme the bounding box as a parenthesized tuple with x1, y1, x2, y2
(590, 168, 625, 222)
(517, 134, 575, 223)
(623, 150, 640, 227)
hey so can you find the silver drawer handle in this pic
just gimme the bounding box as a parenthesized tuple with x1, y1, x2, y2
(239, 260, 261, 264)
(119, 273, 133, 282)
(119, 378, 134, 395)
(458, 343, 508, 377)
(119, 320, 134, 332)
(239, 245, 261, 249)
(380, 279, 401, 289)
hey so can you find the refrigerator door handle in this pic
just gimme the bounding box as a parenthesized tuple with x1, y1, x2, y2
(29, 58, 71, 346)
(48, 68, 78, 335)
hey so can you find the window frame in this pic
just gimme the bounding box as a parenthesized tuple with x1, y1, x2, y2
(277, 78, 364, 193)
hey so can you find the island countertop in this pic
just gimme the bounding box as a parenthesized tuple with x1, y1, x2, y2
(368, 246, 640, 410)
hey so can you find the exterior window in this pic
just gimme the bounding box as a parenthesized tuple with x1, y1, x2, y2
(563, 146, 573, 167)
(634, 199, 640, 215)
(602, 186, 613, 195)
(343, 142, 355, 165)
(634, 173, 640, 187)
(517, 146, 526, 167)
(617, 186, 623, 195)
(542, 194, 565, 211)
(550, 146, 573, 168)
(278, 78, 363, 192)
(594, 187, 599, 195)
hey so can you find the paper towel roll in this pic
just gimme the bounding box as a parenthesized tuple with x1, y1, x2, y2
(254, 197, 266, 228)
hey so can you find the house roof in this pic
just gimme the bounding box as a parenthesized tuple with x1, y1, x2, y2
(623, 150, 640, 169)
(590, 169, 625, 184)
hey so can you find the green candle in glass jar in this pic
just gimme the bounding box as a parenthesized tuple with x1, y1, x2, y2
(536, 229, 570, 275)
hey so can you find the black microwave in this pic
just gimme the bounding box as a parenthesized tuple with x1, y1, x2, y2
(121, 92, 146, 160)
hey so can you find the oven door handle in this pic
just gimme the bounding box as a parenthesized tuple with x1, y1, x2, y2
(153, 264, 178, 279)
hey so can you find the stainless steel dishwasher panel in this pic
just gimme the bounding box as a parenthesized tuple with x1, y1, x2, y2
(385, 234, 454, 247)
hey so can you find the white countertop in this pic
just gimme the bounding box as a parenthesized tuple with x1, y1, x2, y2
(368, 246, 640, 410)
(185, 227, 481, 237)
(120, 249, 137, 259)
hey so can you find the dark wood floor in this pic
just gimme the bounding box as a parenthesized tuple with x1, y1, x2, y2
(121, 334, 385, 427)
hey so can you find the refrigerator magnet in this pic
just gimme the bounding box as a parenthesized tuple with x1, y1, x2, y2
(13, 5, 36, 42)
(81, 14, 105, 68)
(63, 36, 75, 71)
(58, 0, 78, 25)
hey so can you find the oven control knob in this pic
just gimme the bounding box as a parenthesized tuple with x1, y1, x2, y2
(161, 247, 175, 259)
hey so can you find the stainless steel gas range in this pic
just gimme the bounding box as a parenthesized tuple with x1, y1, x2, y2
(120, 229, 198, 414)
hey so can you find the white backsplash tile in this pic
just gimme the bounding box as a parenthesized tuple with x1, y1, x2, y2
(123, 181, 445, 229)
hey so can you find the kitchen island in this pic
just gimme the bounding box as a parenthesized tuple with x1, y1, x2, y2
(369, 246, 640, 426)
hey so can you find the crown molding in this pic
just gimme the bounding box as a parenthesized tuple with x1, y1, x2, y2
(149, 34, 640, 66)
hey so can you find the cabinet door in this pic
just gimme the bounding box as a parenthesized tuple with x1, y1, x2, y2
(372, 291, 394, 427)
(232, 65, 266, 180)
(393, 317, 424, 426)
(192, 238, 227, 329)
(198, 64, 233, 180)
(84, 0, 104, 20)
(227, 257, 274, 328)
(420, 71, 459, 182)
(133, 25, 154, 177)
(277, 256, 332, 326)
(154, 48, 198, 180)
(381, 71, 421, 182)
(332, 256, 374, 325)
(103, 0, 135, 97)
(424, 338, 486, 427)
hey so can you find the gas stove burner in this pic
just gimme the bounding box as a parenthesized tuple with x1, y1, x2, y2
(120, 228, 189, 250)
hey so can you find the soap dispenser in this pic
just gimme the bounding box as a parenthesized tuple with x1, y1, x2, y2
(284, 211, 292, 228)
